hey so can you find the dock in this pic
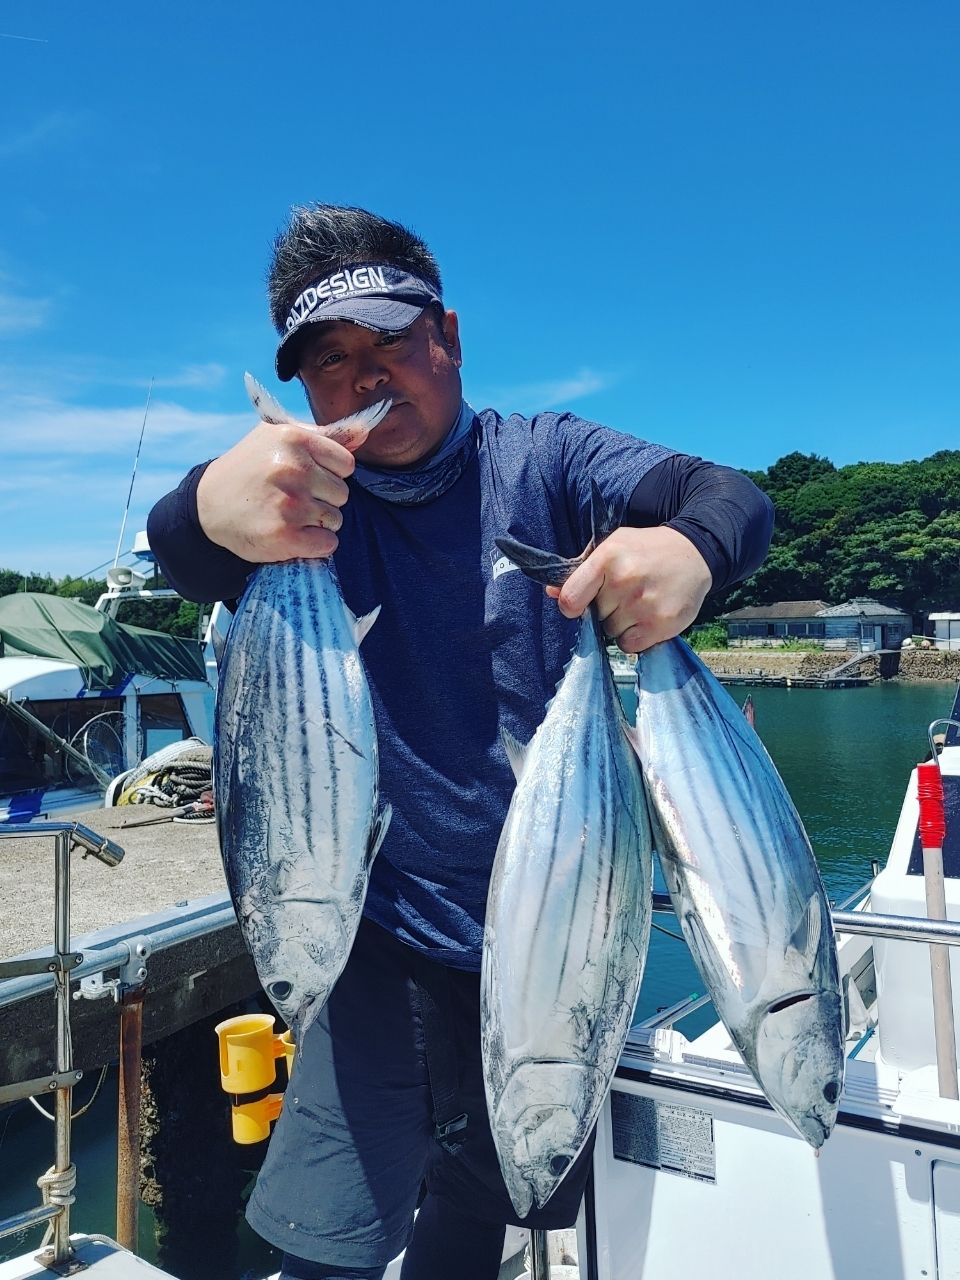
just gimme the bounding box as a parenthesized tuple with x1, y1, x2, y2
(714, 673, 874, 689)
(0, 807, 253, 1088)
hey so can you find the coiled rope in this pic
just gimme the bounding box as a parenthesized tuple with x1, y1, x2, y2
(118, 746, 213, 809)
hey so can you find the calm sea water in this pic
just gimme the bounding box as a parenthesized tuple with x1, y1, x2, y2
(0, 680, 956, 1276)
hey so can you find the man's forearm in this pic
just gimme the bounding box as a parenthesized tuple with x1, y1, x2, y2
(627, 456, 774, 593)
(147, 463, 256, 604)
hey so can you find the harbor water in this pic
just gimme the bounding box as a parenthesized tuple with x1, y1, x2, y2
(0, 680, 955, 1277)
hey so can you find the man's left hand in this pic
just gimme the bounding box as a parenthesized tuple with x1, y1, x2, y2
(547, 526, 713, 654)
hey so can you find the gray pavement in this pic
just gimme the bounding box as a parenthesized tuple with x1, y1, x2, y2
(0, 807, 228, 960)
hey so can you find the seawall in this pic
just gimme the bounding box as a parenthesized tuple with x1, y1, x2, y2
(698, 648, 960, 683)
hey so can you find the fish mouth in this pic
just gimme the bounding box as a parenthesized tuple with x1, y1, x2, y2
(798, 1106, 833, 1149)
(490, 1062, 596, 1217)
(497, 1109, 581, 1219)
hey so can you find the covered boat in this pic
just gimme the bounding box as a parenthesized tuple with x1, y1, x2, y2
(0, 588, 216, 824)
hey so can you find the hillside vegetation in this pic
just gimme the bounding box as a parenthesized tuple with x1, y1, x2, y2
(0, 568, 202, 638)
(4, 448, 959, 634)
(708, 449, 960, 621)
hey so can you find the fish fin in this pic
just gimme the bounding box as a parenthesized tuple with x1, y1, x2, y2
(244, 372, 299, 425)
(324, 399, 392, 439)
(501, 728, 531, 780)
(790, 895, 823, 971)
(494, 535, 587, 588)
(619, 718, 642, 757)
(589, 478, 620, 547)
(366, 803, 392, 868)
(351, 605, 381, 646)
(683, 909, 757, 1005)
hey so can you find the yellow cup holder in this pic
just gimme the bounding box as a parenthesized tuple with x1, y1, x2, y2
(215, 1013, 294, 1144)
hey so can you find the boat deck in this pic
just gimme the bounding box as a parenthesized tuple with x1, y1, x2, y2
(0, 1235, 176, 1278)
(0, 807, 227, 962)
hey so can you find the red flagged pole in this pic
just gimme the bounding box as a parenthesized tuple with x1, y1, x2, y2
(917, 761, 959, 1100)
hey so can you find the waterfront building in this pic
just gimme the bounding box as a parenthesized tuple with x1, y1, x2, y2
(929, 612, 960, 651)
(722, 597, 912, 651)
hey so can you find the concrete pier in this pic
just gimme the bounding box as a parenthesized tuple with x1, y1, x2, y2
(0, 807, 256, 1088)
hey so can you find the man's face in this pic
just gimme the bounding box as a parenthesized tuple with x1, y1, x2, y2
(296, 309, 463, 469)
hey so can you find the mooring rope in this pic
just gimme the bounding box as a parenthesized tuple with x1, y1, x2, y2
(118, 746, 213, 808)
(36, 1162, 77, 1246)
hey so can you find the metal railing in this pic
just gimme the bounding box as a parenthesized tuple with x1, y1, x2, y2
(651, 888, 960, 949)
(0, 822, 124, 1270)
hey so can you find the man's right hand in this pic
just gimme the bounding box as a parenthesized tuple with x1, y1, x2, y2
(196, 419, 356, 563)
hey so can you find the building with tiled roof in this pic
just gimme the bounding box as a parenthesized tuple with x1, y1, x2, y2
(720, 598, 912, 651)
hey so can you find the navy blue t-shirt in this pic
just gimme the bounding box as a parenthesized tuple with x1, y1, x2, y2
(148, 408, 771, 970)
(326, 410, 671, 967)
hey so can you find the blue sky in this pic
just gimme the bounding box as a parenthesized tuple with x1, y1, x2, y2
(1, 2, 957, 576)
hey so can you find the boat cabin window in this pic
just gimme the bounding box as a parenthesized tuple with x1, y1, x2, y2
(139, 694, 191, 756)
(0, 698, 124, 795)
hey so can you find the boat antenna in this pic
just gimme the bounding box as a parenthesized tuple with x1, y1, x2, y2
(113, 378, 154, 569)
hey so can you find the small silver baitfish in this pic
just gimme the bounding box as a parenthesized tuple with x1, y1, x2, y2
(632, 639, 844, 1147)
(482, 493, 654, 1218)
(214, 377, 392, 1043)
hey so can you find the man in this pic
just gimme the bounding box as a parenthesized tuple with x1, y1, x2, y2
(148, 204, 773, 1280)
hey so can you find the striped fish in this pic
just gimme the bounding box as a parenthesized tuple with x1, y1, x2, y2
(214, 379, 392, 1042)
(632, 639, 844, 1147)
(481, 495, 653, 1217)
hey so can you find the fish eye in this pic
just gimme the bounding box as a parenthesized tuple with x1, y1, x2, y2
(268, 980, 293, 1002)
(823, 1080, 840, 1104)
(549, 1154, 572, 1177)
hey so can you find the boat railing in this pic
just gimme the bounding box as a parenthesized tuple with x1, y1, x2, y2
(0, 822, 124, 1271)
(651, 889, 960, 948)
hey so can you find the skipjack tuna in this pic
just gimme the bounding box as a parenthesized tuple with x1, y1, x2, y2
(482, 491, 653, 1217)
(214, 378, 392, 1044)
(632, 639, 844, 1147)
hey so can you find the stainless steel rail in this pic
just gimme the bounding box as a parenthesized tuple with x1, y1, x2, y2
(652, 889, 960, 948)
(529, 1228, 551, 1279)
(0, 895, 237, 1009)
(0, 822, 125, 1269)
(637, 992, 713, 1031)
(0, 820, 124, 864)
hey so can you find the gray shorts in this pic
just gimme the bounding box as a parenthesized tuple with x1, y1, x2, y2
(246, 918, 594, 1269)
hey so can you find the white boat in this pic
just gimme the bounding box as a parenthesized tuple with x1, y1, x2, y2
(578, 682, 960, 1280)
(606, 648, 637, 687)
(0, 540, 218, 826)
(2, 684, 960, 1277)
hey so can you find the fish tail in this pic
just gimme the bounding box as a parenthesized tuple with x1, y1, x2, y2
(588, 478, 620, 547)
(494, 535, 585, 588)
(244, 372, 292, 425)
(244, 371, 391, 445)
(495, 482, 621, 588)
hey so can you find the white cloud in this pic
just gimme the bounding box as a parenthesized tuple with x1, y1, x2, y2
(471, 367, 617, 414)
(151, 363, 228, 390)
(0, 358, 230, 396)
(1, 397, 251, 457)
(0, 110, 82, 160)
(0, 392, 255, 575)
(0, 288, 50, 333)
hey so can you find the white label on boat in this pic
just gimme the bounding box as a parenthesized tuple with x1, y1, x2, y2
(611, 1093, 716, 1183)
